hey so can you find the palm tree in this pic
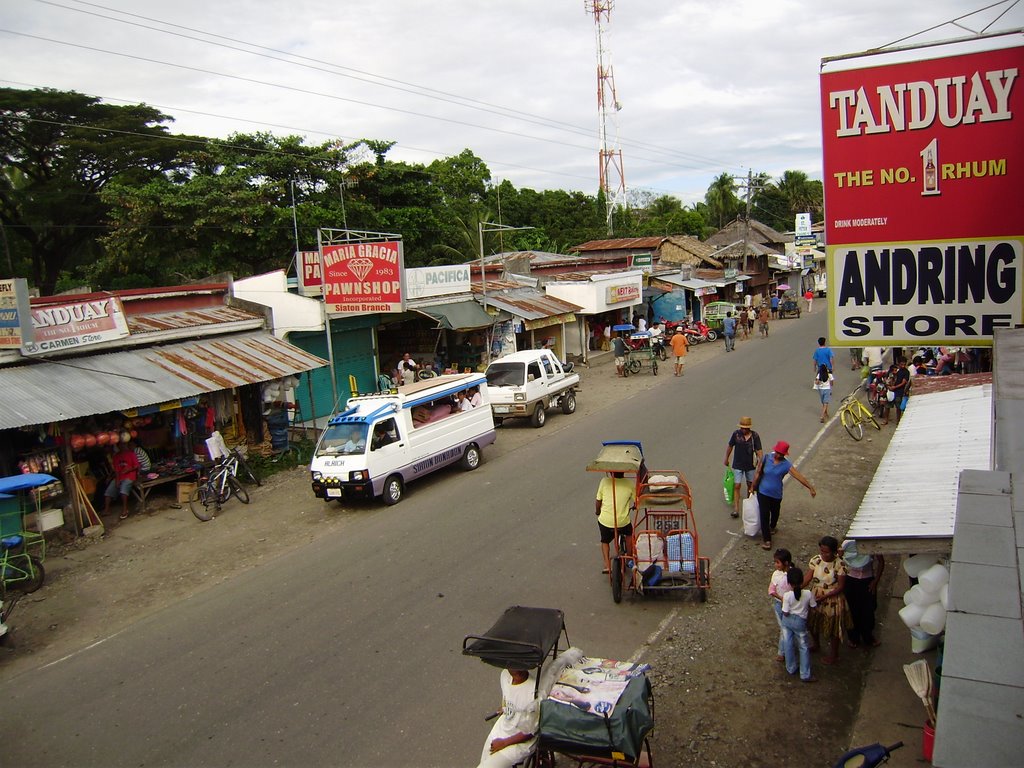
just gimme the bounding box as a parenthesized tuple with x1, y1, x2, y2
(704, 173, 740, 229)
(774, 170, 821, 221)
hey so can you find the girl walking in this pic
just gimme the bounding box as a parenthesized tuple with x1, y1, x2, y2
(813, 364, 834, 423)
(782, 567, 817, 682)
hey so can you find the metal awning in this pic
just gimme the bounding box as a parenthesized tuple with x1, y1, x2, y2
(0, 331, 328, 429)
(413, 300, 494, 331)
(846, 384, 992, 554)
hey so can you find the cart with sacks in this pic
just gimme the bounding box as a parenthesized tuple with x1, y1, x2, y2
(463, 605, 655, 767)
(587, 441, 711, 603)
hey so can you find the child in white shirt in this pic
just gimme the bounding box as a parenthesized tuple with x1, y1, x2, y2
(782, 567, 818, 682)
(768, 548, 793, 662)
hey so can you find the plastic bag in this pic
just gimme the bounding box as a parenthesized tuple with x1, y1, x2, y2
(723, 467, 735, 505)
(886, 389, 896, 402)
(742, 494, 760, 537)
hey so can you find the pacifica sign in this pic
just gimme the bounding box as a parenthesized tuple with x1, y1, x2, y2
(821, 43, 1023, 345)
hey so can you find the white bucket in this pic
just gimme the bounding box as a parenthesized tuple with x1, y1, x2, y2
(920, 602, 947, 635)
(919, 562, 950, 593)
(899, 602, 926, 629)
(903, 554, 941, 578)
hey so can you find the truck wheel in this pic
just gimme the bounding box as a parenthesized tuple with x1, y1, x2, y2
(561, 392, 576, 415)
(461, 444, 481, 470)
(530, 403, 546, 428)
(382, 474, 403, 505)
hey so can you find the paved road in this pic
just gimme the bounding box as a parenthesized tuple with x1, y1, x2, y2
(1, 314, 849, 767)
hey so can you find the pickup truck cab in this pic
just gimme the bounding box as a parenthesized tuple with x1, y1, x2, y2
(309, 373, 495, 505)
(484, 349, 580, 428)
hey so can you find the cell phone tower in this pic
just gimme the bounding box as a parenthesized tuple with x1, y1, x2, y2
(585, 0, 626, 235)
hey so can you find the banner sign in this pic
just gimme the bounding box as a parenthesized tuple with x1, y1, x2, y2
(22, 295, 130, 355)
(321, 240, 404, 315)
(297, 251, 323, 297)
(406, 265, 470, 300)
(0, 278, 32, 350)
(821, 44, 1024, 345)
(605, 284, 641, 304)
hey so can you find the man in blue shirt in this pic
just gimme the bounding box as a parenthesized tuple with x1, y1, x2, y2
(812, 337, 834, 373)
(723, 312, 737, 352)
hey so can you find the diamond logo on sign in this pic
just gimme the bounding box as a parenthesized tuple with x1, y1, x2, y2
(348, 257, 374, 282)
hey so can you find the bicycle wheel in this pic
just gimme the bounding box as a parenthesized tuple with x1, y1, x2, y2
(19, 556, 45, 593)
(189, 485, 218, 522)
(236, 452, 261, 486)
(228, 475, 250, 504)
(841, 408, 864, 440)
(627, 358, 641, 374)
(610, 558, 623, 603)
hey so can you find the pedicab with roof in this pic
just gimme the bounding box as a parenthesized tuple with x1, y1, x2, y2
(586, 442, 710, 604)
(463, 605, 656, 767)
(613, 325, 658, 377)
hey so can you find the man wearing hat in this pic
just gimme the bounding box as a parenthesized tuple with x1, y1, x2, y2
(723, 416, 763, 518)
(669, 326, 689, 376)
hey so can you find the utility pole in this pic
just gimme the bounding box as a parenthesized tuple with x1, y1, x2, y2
(736, 169, 764, 274)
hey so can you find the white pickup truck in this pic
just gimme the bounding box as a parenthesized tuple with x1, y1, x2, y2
(484, 349, 580, 428)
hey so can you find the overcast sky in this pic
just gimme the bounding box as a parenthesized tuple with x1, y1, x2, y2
(2, 0, 1021, 205)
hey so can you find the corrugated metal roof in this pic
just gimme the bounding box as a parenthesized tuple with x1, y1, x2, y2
(0, 331, 328, 429)
(127, 306, 263, 334)
(570, 237, 666, 252)
(478, 289, 582, 320)
(846, 384, 992, 543)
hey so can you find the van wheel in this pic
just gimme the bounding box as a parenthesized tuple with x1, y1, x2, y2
(530, 403, 547, 428)
(561, 392, 576, 415)
(461, 444, 481, 470)
(382, 475, 403, 505)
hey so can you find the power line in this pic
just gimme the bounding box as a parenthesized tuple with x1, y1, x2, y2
(33, 0, 739, 170)
(48, 0, 737, 167)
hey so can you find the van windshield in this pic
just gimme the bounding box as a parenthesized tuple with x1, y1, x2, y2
(318, 423, 368, 455)
(486, 363, 524, 387)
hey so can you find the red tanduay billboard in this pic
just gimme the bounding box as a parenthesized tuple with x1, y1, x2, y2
(821, 43, 1024, 345)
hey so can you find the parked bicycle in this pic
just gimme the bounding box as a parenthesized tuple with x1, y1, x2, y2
(838, 390, 881, 441)
(188, 449, 254, 522)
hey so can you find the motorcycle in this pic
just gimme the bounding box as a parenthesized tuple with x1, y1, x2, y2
(682, 320, 718, 345)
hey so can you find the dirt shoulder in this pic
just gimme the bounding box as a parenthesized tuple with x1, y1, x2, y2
(646, 414, 897, 768)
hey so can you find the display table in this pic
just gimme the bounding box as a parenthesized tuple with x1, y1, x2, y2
(132, 471, 196, 513)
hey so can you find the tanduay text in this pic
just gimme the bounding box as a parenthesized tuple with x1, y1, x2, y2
(827, 68, 1017, 136)
(835, 241, 1021, 339)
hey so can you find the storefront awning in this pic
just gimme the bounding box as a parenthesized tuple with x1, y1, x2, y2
(846, 383, 992, 554)
(414, 300, 494, 331)
(0, 331, 328, 430)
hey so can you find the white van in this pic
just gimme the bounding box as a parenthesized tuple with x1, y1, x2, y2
(309, 373, 496, 505)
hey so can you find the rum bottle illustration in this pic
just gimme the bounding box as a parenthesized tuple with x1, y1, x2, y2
(921, 140, 940, 196)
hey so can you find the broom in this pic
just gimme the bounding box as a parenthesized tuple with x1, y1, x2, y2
(903, 659, 937, 725)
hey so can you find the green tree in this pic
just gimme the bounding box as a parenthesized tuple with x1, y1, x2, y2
(0, 87, 182, 293)
(96, 132, 353, 286)
(703, 172, 741, 229)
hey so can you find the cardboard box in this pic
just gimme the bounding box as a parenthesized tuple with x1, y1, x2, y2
(36, 508, 64, 531)
(177, 482, 197, 503)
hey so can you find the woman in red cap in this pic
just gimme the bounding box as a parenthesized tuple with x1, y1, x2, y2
(751, 440, 816, 551)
